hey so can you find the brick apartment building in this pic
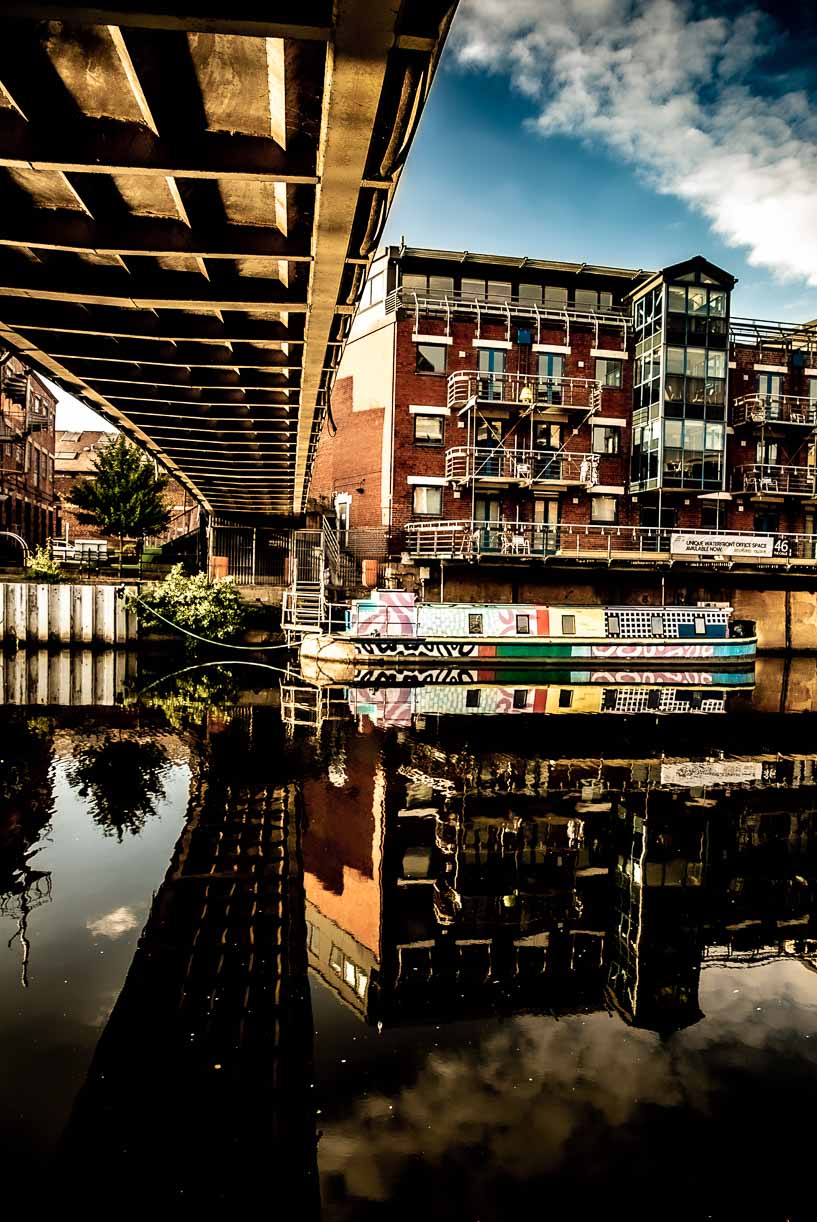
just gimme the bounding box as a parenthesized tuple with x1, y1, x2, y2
(55, 430, 200, 546)
(0, 352, 58, 551)
(311, 245, 817, 577)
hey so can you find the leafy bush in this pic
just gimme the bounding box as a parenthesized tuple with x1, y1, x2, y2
(26, 545, 64, 583)
(131, 564, 246, 643)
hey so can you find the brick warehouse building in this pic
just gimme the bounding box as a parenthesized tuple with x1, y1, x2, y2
(0, 352, 58, 552)
(310, 245, 817, 581)
(55, 430, 199, 547)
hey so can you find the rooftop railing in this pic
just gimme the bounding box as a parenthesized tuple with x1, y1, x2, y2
(448, 370, 602, 411)
(733, 395, 817, 428)
(385, 285, 630, 330)
(735, 464, 817, 496)
(403, 519, 817, 564)
(445, 445, 620, 486)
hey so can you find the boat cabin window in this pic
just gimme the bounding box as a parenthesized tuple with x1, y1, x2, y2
(559, 689, 573, 708)
(468, 613, 483, 634)
(694, 614, 707, 635)
(651, 614, 664, 636)
(516, 613, 530, 634)
(466, 689, 481, 708)
(512, 689, 528, 709)
(562, 614, 576, 635)
(608, 613, 620, 636)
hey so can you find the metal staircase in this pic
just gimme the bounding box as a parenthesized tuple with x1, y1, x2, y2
(281, 520, 359, 642)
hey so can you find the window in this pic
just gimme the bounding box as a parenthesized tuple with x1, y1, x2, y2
(329, 945, 343, 975)
(416, 343, 447, 374)
(466, 688, 481, 708)
(403, 272, 427, 294)
(414, 414, 444, 446)
(307, 923, 319, 953)
(544, 285, 568, 307)
(461, 277, 486, 300)
(591, 496, 617, 523)
(561, 614, 576, 635)
(487, 280, 512, 300)
(534, 421, 561, 449)
(595, 359, 623, 388)
(468, 613, 483, 634)
(516, 613, 530, 634)
(809, 378, 817, 405)
(592, 425, 621, 455)
(412, 485, 443, 515)
(575, 288, 599, 309)
(519, 283, 543, 303)
(608, 613, 620, 636)
(512, 689, 529, 709)
(558, 689, 573, 708)
(758, 373, 783, 398)
(368, 270, 386, 305)
(651, 614, 664, 636)
(429, 275, 454, 298)
(694, 615, 707, 635)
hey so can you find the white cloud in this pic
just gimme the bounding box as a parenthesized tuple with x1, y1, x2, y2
(86, 905, 141, 939)
(452, 0, 817, 286)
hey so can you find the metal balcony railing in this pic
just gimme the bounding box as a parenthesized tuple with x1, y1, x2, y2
(385, 285, 630, 331)
(733, 395, 817, 428)
(736, 464, 817, 495)
(403, 519, 817, 564)
(445, 446, 619, 486)
(448, 370, 601, 411)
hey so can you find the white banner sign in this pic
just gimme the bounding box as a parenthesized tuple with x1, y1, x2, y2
(660, 760, 763, 786)
(670, 532, 779, 558)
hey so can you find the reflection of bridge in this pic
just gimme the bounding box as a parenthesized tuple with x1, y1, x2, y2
(58, 710, 318, 1212)
(0, 5, 453, 516)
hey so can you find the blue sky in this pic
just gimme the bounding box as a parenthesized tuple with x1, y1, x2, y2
(385, 0, 817, 324)
(58, 0, 817, 430)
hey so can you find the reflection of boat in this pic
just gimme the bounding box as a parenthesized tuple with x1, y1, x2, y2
(347, 674, 754, 726)
(286, 662, 755, 730)
(301, 590, 757, 668)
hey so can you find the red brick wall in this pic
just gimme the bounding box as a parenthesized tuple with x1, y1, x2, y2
(391, 315, 634, 531)
(56, 472, 199, 544)
(310, 375, 386, 527)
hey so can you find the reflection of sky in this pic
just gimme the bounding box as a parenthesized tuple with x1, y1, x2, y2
(0, 755, 189, 1164)
(316, 961, 817, 1220)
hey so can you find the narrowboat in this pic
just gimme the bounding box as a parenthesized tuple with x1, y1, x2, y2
(300, 589, 756, 669)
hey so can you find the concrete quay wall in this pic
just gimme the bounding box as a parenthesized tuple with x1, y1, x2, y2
(0, 582, 137, 646)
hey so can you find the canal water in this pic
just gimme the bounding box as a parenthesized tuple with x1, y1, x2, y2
(3, 654, 817, 1217)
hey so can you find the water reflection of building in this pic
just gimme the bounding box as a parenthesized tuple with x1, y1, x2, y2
(58, 709, 319, 1213)
(302, 732, 817, 1036)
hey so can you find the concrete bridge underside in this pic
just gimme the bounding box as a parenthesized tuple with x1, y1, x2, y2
(0, 2, 454, 516)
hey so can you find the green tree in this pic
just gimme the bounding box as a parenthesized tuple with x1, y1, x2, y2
(69, 435, 171, 574)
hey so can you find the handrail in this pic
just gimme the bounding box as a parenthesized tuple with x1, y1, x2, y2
(735, 463, 817, 495)
(733, 394, 817, 427)
(445, 445, 615, 485)
(403, 518, 817, 563)
(385, 285, 630, 328)
(447, 370, 601, 410)
(0, 530, 30, 562)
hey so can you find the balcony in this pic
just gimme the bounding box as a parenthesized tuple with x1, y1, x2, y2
(735, 464, 817, 496)
(385, 285, 630, 330)
(733, 395, 817, 428)
(445, 445, 620, 487)
(403, 519, 817, 565)
(448, 370, 601, 412)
